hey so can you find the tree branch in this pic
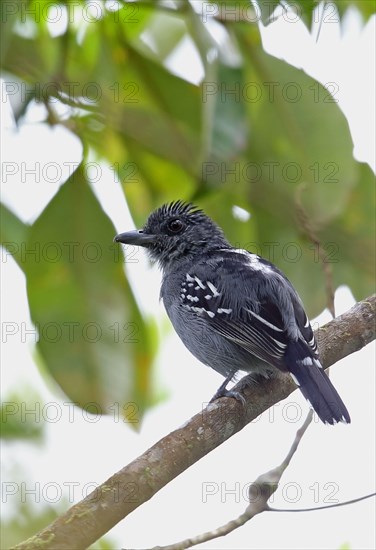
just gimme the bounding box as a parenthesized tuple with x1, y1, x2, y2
(12, 295, 376, 550)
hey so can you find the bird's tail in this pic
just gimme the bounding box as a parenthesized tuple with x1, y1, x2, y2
(286, 340, 351, 425)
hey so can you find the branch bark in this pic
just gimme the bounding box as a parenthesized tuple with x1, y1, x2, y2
(13, 294, 376, 550)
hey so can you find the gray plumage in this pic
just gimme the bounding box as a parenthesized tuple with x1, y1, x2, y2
(115, 201, 350, 425)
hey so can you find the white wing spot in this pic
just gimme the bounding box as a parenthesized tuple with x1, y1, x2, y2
(184, 305, 215, 318)
(230, 249, 273, 274)
(186, 274, 195, 282)
(217, 308, 232, 314)
(220, 248, 274, 274)
(247, 308, 283, 332)
(248, 254, 273, 274)
(290, 373, 300, 386)
(207, 281, 220, 297)
(270, 336, 287, 349)
(186, 295, 199, 303)
(297, 357, 313, 366)
(205, 294, 212, 300)
(194, 277, 206, 289)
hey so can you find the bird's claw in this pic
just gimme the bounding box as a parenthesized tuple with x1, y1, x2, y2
(209, 387, 246, 406)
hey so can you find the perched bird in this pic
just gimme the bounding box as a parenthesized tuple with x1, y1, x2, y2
(115, 201, 350, 425)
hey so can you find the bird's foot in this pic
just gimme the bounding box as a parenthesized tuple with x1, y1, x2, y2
(209, 386, 246, 406)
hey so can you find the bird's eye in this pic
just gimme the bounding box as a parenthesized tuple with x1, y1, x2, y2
(167, 218, 185, 234)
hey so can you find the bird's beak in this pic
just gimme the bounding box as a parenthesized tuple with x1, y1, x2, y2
(114, 230, 156, 247)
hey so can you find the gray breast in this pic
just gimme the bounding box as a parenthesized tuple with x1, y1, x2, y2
(164, 297, 271, 379)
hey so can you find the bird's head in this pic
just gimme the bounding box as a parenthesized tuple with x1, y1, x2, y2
(114, 201, 229, 269)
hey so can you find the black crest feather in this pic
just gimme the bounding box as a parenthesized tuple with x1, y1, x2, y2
(160, 201, 204, 220)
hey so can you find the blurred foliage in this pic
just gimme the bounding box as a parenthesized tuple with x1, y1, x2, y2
(1, 0, 375, 420)
(0, 500, 113, 548)
(0, 503, 60, 549)
(0, 390, 45, 441)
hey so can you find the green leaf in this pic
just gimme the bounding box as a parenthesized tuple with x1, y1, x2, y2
(115, 106, 199, 173)
(0, 203, 29, 269)
(255, 0, 375, 27)
(243, 49, 356, 224)
(334, 0, 376, 20)
(323, 162, 376, 302)
(255, 0, 284, 25)
(203, 62, 249, 167)
(0, 0, 21, 63)
(124, 45, 202, 135)
(287, 1, 318, 28)
(24, 165, 155, 419)
(134, 9, 187, 61)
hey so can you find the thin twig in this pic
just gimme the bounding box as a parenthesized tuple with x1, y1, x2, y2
(269, 492, 376, 513)
(147, 511, 252, 550)
(279, 410, 313, 470)
(315, 2, 326, 43)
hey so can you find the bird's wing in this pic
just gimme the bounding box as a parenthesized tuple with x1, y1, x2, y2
(179, 249, 317, 370)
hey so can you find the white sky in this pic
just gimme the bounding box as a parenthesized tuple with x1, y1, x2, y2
(1, 3, 375, 549)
